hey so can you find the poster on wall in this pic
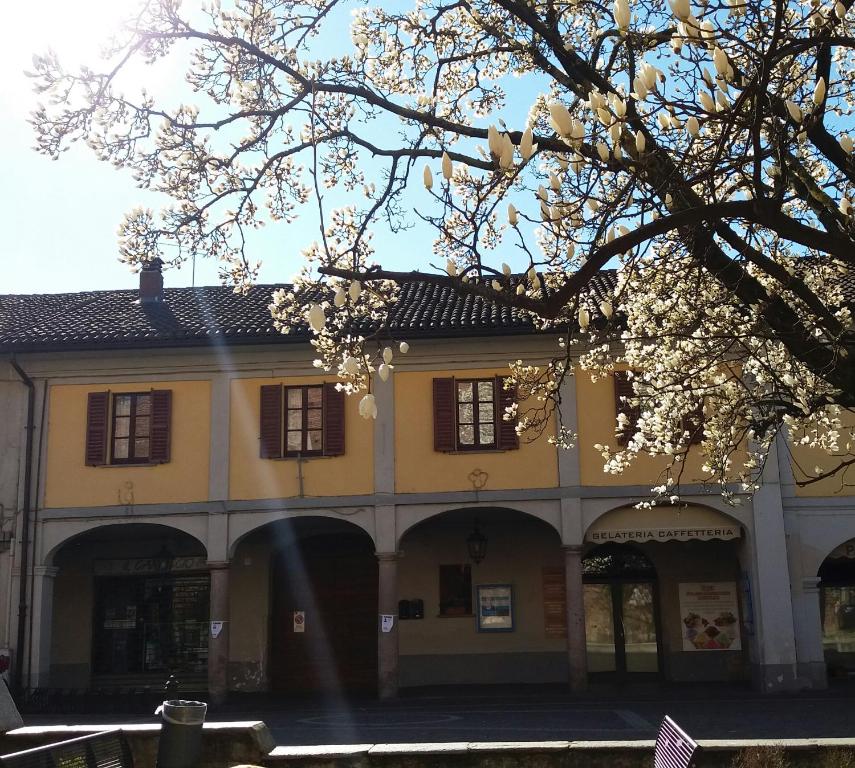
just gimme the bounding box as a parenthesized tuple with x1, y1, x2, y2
(476, 584, 514, 632)
(679, 582, 742, 651)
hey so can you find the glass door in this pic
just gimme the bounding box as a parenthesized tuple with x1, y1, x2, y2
(584, 583, 617, 672)
(621, 582, 659, 673)
(584, 581, 660, 676)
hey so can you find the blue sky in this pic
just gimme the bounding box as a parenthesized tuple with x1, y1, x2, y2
(0, 0, 444, 295)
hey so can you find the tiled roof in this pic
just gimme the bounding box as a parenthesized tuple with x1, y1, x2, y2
(0, 273, 619, 353)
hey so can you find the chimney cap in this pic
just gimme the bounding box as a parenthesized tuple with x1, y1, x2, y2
(141, 257, 165, 272)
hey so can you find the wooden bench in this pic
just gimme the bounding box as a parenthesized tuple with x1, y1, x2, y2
(0, 730, 132, 768)
(654, 715, 700, 768)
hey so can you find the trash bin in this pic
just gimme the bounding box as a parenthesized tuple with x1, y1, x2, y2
(155, 699, 208, 768)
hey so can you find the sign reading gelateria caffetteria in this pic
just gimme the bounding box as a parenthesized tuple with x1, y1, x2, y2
(586, 504, 742, 543)
(94, 556, 208, 576)
(588, 526, 740, 543)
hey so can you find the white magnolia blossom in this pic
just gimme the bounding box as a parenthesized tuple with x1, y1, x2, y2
(30, 0, 855, 499)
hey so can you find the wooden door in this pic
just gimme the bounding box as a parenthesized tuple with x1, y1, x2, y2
(271, 533, 378, 693)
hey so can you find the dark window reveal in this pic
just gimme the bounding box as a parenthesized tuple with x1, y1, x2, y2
(285, 385, 324, 455)
(112, 393, 152, 463)
(439, 564, 473, 616)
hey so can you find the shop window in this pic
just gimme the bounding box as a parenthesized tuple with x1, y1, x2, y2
(85, 390, 172, 466)
(432, 376, 519, 452)
(819, 549, 855, 676)
(259, 382, 345, 458)
(439, 564, 473, 616)
(93, 572, 210, 677)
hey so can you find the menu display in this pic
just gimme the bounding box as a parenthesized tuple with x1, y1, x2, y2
(679, 582, 742, 651)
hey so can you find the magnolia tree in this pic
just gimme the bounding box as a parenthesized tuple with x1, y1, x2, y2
(31, 0, 855, 499)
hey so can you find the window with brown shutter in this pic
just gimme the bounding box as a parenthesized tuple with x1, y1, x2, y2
(614, 372, 704, 446)
(259, 384, 283, 459)
(433, 376, 519, 452)
(150, 389, 172, 463)
(543, 567, 567, 638)
(322, 383, 345, 456)
(259, 382, 345, 459)
(613, 371, 640, 446)
(85, 391, 110, 466)
(439, 564, 473, 616)
(85, 389, 172, 466)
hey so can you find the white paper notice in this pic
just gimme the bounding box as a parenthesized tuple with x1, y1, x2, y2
(210, 621, 224, 638)
(380, 614, 395, 633)
(293, 611, 306, 633)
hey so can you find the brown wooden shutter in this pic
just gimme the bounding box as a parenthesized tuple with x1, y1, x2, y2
(433, 377, 456, 452)
(543, 567, 567, 638)
(84, 391, 110, 466)
(682, 402, 705, 445)
(260, 384, 283, 459)
(613, 371, 640, 446)
(323, 383, 346, 456)
(496, 376, 520, 451)
(150, 389, 172, 463)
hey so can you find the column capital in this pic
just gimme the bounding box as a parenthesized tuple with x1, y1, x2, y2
(375, 551, 399, 562)
(207, 560, 231, 571)
(562, 544, 584, 556)
(802, 576, 821, 593)
(33, 566, 59, 578)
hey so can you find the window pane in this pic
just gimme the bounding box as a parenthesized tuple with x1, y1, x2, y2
(307, 430, 322, 451)
(287, 410, 302, 430)
(113, 439, 129, 459)
(478, 380, 494, 401)
(458, 403, 473, 424)
(307, 409, 322, 429)
(459, 424, 474, 445)
(134, 438, 150, 458)
(136, 396, 151, 416)
(286, 432, 302, 452)
(114, 417, 130, 438)
(287, 389, 302, 408)
(439, 564, 472, 616)
(115, 396, 132, 417)
(307, 387, 322, 407)
(135, 416, 150, 437)
(479, 403, 494, 423)
(479, 425, 495, 445)
(458, 382, 473, 402)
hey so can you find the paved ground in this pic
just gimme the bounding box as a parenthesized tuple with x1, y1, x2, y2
(21, 682, 855, 745)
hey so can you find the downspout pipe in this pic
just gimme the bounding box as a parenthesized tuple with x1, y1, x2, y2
(9, 356, 34, 696)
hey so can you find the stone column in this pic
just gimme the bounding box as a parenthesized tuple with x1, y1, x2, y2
(29, 566, 58, 689)
(208, 561, 230, 704)
(794, 576, 827, 688)
(563, 545, 587, 691)
(376, 552, 399, 699)
(746, 439, 799, 691)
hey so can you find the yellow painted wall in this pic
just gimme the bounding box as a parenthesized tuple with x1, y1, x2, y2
(228, 533, 271, 690)
(398, 514, 565, 656)
(576, 369, 710, 486)
(229, 377, 373, 500)
(44, 381, 211, 508)
(394, 369, 558, 493)
(790, 408, 855, 497)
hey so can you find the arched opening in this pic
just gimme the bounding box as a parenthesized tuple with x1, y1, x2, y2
(583, 504, 746, 684)
(49, 524, 208, 690)
(396, 507, 563, 688)
(232, 516, 377, 695)
(583, 544, 661, 677)
(818, 537, 855, 678)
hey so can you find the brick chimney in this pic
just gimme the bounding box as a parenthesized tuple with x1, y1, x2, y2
(139, 258, 164, 303)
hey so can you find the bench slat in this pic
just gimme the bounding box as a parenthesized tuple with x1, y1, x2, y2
(654, 715, 700, 768)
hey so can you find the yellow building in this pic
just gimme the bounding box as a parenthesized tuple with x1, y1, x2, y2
(0, 263, 852, 702)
